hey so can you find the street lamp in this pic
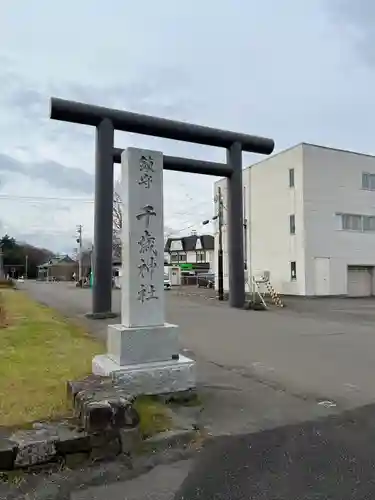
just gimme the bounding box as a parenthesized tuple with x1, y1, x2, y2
(202, 187, 224, 301)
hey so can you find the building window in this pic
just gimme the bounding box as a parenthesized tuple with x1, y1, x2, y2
(171, 252, 187, 262)
(362, 172, 375, 191)
(179, 252, 187, 262)
(338, 213, 375, 232)
(289, 168, 295, 188)
(170, 252, 179, 262)
(196, 251, 206, 263)
(290, 261, 297, 281)
(341, 214, 363, 231)
(289, 214, 296, 234)
(363, 216, 375, 232)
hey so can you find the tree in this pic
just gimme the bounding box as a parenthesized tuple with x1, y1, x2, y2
(0, 235, 55, 278)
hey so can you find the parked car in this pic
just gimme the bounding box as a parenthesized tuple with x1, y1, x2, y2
(197, 272, 215, 288)
(164, 274, 172, 290)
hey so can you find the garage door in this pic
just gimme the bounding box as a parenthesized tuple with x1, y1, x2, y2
(347, 267, 373, 297)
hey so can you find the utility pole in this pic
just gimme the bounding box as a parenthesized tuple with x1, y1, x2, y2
(202, 187, 224, 301)
(25, 254, 28, 279)
(217, 187, 224, 301)
(90, 244, 94, 288)
(76, 225, 83, 283)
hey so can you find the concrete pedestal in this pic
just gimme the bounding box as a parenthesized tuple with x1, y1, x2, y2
(107, 322, 179, 366)
(92, 354, 195, 396)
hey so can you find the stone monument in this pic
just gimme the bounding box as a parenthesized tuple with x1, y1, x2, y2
(92, 148, 196, 395)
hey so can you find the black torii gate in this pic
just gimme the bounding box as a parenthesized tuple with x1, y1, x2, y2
(50, 98, 274, 317)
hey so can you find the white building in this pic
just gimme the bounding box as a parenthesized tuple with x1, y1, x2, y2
(214, 143, 375, 297)
(164, 234, 214, 273)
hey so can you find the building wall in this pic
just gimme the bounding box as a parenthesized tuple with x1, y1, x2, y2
(168, 249, 214, 266)
(214, 146, 306, 294)
(250, 145, 306, 295)
(186, 250, 214, 264)
(214, 143, 375, 297)
(204, 249, 214, 269)
(303, 144, 375, 295)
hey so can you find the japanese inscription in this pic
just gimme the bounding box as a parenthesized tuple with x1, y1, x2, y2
(138, 155, 155, 189)
(138, 229, 157, 255)
(137, 154, 159, 303)
(136, 205, 156, 228)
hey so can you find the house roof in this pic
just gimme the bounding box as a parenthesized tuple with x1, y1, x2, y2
(164, 234, 214, 252)
(38, 255, 75, 268)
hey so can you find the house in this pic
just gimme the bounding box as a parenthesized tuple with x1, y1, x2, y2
(37, 255, 76, 281)
(164, 234, 214, 273)
(214, 143, 375, 297)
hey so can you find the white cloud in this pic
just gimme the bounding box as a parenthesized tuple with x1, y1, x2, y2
(0, 0, 375, 251)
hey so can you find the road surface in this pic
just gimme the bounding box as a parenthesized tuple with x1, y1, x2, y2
(14, 282, 375, 499)
(21, 281, 375, 409)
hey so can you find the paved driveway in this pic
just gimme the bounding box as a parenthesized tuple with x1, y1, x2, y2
(19, 281, 375, 410)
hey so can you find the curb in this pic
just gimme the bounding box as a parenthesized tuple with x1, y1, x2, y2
(0, 423, 141, 472)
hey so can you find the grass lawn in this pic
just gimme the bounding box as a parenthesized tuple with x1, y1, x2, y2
(0, 289, 104, 427)
(134, 396, 173, 439)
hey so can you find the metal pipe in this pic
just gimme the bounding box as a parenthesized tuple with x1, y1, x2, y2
(227, 142, 245, 308)
(92, 118, 115, 318)
(50, 98, 275, 154)
(113, 148, 232, 177)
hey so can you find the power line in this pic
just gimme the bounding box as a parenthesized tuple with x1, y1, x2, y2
(0, 195, 94, 203)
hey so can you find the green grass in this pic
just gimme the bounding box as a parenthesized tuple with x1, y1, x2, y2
(0, 290, 104, 426)
(134, 396, 173, 438)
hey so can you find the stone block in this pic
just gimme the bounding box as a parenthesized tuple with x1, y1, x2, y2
(55, 430, 91, 455)
(92, 354, 196, 396)
(119, 427, 141, 454)
(0, 439, 17, 471)
(28, 420, 91, 456)
(80, 396, 140, 433)
(64, 452, 90, 469)
(107, 322, 179, 366)
(82, 401, 113, 433)
(10, 430, 56, 468)
(67, 375, 112, 402)
(90, 430, 121, 461)
(111, 399, 140, 428)
(70, 377, 136, 421)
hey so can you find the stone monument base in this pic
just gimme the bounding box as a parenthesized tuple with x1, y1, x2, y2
(107, 322, 179, 366)
(92, 354, 196, 396)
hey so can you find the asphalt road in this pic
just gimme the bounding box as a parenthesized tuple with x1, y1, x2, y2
(15, 282, 375, 499)
(174, 403, 375, 500)
(21, 281, 375, 409)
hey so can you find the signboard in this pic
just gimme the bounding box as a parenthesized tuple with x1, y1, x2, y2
(180, 263, 193, 270)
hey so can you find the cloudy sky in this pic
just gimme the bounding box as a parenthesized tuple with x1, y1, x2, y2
(0, 0, 374, 253)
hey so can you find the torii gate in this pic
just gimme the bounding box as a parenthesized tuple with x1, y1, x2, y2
(50, 98, 274, 317)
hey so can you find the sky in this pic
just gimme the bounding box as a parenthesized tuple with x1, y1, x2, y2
(0, 0, 374, 253)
